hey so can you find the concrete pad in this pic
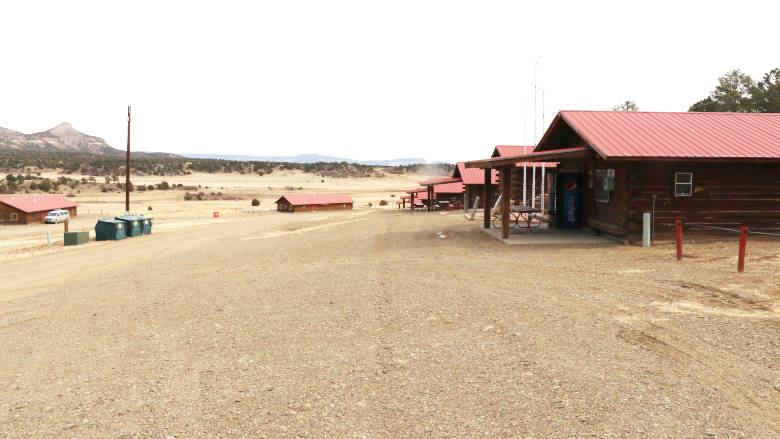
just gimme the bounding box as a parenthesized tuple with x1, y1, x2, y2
(481, 226, 619, 246)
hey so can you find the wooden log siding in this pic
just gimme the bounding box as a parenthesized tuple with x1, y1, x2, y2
(567, 160, 780, 241)
(623, 162, 780, 240)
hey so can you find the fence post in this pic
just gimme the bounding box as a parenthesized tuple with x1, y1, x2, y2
(738, 226, 748, 273)
(676, 219, 683, 260)
(642, 212, 651, 247)
(46, 231, 51, 247)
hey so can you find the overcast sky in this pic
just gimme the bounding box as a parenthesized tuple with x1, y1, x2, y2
(1, 1, 777, 162)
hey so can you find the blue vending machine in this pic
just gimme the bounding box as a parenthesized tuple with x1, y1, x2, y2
(558, 173, 582, 229)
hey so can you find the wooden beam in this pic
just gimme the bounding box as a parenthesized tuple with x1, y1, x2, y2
(501, 166, 511, 239)
(483, 168, 491, 229)
(410, 192, 415, 210)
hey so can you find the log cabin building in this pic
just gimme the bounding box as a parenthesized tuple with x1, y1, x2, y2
(452, 162, 498, 211)
(0, 194, 78, 225)
(275, 193, 354, 212)
(467, 111, 780, 242)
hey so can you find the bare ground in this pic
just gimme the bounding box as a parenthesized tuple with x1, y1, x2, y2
(0, 210, 778, 438)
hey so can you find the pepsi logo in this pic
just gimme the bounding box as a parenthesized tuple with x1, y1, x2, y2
(565, 181, 577, 192)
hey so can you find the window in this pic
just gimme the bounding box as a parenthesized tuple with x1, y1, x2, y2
(10, 213, 18, 221)
(675, 172, 693, 196)
(594, 169, 615, 203)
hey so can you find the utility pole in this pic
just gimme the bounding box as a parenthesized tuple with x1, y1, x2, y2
(125, 106, 131, 214)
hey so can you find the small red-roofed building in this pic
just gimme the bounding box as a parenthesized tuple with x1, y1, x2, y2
(0, 194, 78, 225)
(275, 193, 354, 212)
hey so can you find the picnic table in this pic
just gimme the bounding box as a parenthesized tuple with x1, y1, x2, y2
(492, 205, 544, 232)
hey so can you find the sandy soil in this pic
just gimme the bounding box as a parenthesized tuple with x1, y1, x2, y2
(0, 204, 777, 437)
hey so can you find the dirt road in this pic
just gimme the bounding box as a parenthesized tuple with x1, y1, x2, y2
(1, 210, 777, 437)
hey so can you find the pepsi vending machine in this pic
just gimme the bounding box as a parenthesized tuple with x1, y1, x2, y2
(557, 173, 582, 229)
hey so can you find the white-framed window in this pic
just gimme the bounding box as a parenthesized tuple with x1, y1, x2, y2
(675, 172, 693, 197)
(594, 169, 615, 203)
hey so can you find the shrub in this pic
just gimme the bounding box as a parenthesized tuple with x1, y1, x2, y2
(148, 206, 153, 211)
(379, 200, 388, 206)
(184, 192, 193, 200)
(251, 198, 260, 206)
(101, 186, 108, 193)
(38, 179, 52, 192)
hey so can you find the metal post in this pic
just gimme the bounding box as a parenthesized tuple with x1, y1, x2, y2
(531, 164, 537, 208)
(522, 163, 527, 205)
(46, 231, 51, 247)
(651, 194, 657, 244)
(125, 106, 131, 215)
(738, 226, 748, 273)
(540, 163, 546, 215)
(483, 168, 491, 229)
(676, 219, 683, 261)
(642, 213, 651, 247)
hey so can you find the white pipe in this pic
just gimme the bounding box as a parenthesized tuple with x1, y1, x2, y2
(541, 163, 545, 214)
(531, 164, 536, 208)
(522, 146, 527, 206)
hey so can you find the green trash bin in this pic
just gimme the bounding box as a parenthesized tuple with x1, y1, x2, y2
(95, 219, 127, 241)
(138, 216, 152, 235)
(115, 215, 143, 237)
(64, 231, 90, 246)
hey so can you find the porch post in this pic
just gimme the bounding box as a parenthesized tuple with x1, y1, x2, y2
(501, 166, 511, 239)
(410, 193, 415, 211)
(428, 186, 434, 212)
(483, 168, 492, 229)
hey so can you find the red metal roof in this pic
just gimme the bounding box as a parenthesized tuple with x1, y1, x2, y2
(453, 162, 498, 185)
(542, 111, 780, 159)
(433, 182, 464, 194)
(275, 193, 354, 206)
(405, 188, 428, 194)
(419, 177, 461, 186)
(0, 194, 78, 213)
(465, 147, 590, 168)
(493, 145, 558, 168)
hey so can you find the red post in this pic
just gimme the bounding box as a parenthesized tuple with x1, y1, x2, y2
(675, 219, 683, 261)
(738, 226, 748, 273)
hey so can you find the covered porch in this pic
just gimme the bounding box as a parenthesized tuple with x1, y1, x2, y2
(481, 226, 617, 246)
(465, 147, 593, 240)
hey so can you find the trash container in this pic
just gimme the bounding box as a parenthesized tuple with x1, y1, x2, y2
(95, 219, 127, 241)
(115, 215, 143, 237)
(138, 216, 152, 235)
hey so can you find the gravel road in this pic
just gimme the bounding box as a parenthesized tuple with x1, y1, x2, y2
(1, 210, 777, 438)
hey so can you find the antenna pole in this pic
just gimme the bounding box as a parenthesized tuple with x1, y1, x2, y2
(125, 106, 131, 214)
(533, 62, 537, 145)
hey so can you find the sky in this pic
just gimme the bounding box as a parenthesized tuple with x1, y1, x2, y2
(1, 0, 778, 163)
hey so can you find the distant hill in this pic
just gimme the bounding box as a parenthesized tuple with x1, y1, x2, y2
(180, 153, 428, 166)
(0, 123, 181, 158)
(0, 122, 124, 155)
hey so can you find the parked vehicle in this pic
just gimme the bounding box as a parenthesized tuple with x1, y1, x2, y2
(44, 209, 70, 224)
